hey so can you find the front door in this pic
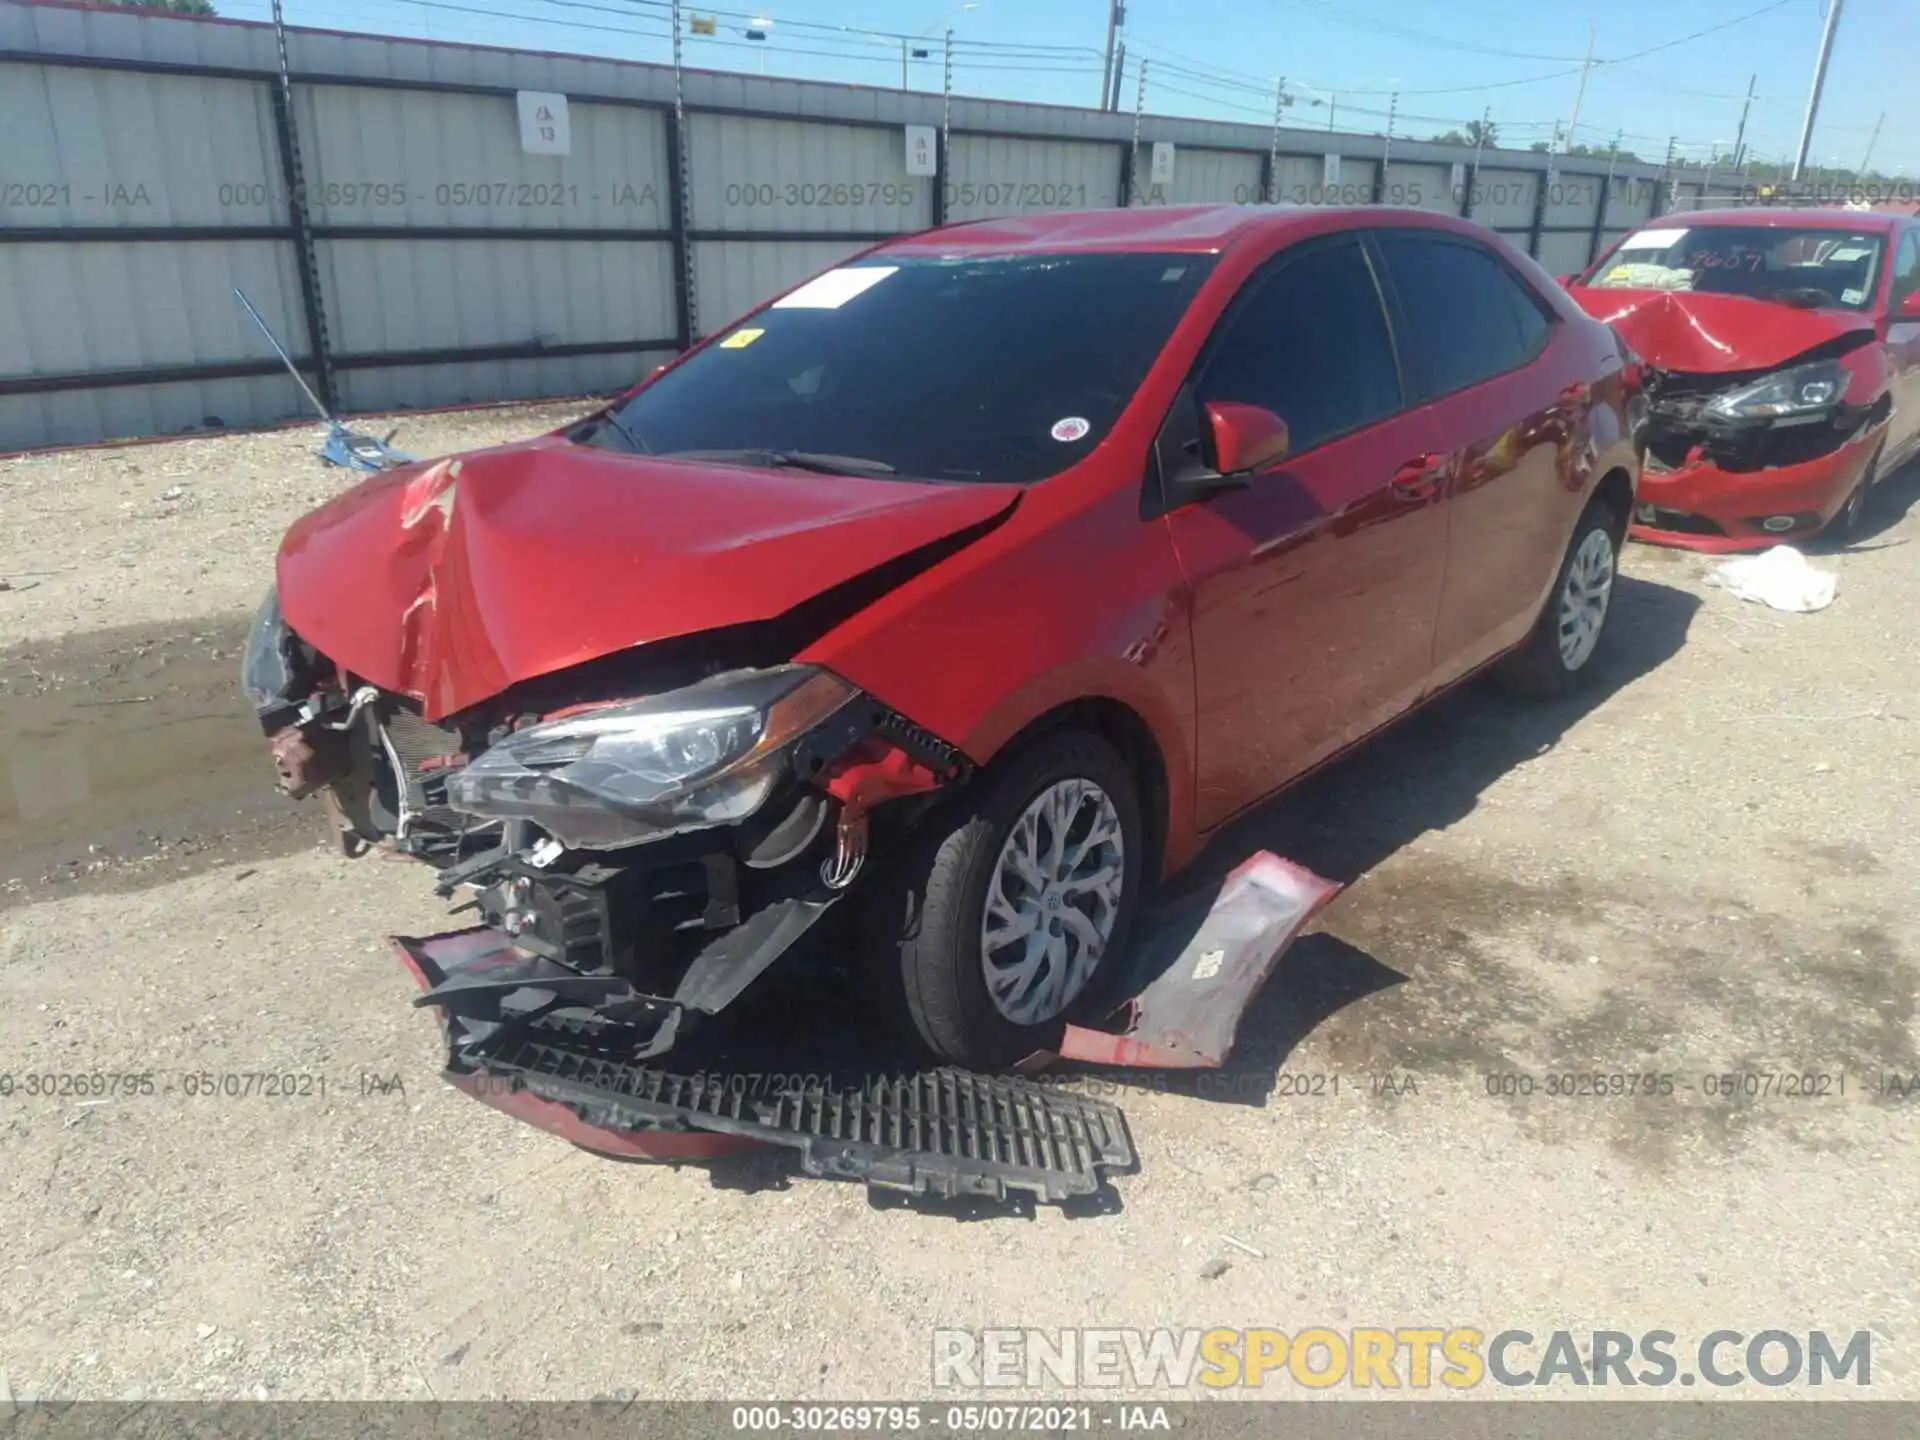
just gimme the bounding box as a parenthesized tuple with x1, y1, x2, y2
(1164, 234, 1450, 832)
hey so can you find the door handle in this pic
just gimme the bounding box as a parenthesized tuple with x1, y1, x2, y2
(1391, 454, 1444, 499)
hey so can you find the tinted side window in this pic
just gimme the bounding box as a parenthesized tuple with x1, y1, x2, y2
(1378, 232, 1552, 400)
(1196, 240, 1402, 455)
(1893, 230, 1920, 304)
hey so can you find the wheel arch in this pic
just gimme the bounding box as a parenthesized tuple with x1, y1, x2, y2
(988, 695, 1174, 888)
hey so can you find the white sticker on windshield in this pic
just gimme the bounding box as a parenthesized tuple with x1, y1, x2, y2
(1621, 227, 1689, 249)
(1051, 416, 1091, 443)
(1829, 247, 1871, 261)
(772, 266, 898, 309)
(1842, 287, 1867, 305)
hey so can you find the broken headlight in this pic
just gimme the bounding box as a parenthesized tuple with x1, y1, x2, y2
(1701, 360, 1847, 426)
(240, 584, 304, 728)
(446, 665, 857, 851)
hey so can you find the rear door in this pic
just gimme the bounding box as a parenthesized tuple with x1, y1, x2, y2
(1163, 234, 1450, 831)
(1371, 228, 1590, 685)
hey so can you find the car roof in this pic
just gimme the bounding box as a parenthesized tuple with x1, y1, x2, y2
(875, 203, 1482, 257)
(1647, 206, 1904, 232)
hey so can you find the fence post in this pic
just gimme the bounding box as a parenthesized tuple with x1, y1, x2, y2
(1125, 59, 1148, 206)
(1587, 129, 1623, 267)
(1264, 76, 1284, 204)
(1459, 107, 1487, 219)
(1527, 152, 1550, 258)
(1373, 91, 1395, 204)
(267, 0, 335, 413)
(670, 0, 698, 342)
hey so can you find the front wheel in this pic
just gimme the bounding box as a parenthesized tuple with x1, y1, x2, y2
(1498, 501, 1621, 698)
(861, 729, 1144, 1071)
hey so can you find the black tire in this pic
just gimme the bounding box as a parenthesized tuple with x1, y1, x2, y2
(1828, 441, 1883, 544)
(860, 729, 1144, 1072)
(1497, 498, 1623, 698)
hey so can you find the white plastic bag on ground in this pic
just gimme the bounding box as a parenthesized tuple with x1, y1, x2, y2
(1705, 545, 1837, 613)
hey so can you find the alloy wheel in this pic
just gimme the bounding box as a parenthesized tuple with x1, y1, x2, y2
(979, 777, 1126, 1026)
(1557, 526, 1616, 671)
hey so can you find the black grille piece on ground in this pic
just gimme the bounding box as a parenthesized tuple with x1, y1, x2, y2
(475, 1027, 1137, 1205)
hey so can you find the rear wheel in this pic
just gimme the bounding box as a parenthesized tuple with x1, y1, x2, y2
(1498, 499, 1622, 698)
(862, 729, 1143, 1071)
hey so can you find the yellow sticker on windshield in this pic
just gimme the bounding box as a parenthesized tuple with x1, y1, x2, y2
(1605, 266, 1630, 281)
(719, 328, 764, 349)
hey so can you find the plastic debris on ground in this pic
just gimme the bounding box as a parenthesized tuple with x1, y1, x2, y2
(1705, 545, 1838, 613)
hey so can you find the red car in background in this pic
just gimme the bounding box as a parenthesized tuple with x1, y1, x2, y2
(245, 204, 1640, 1090)
(1564, 207, 1920, 550)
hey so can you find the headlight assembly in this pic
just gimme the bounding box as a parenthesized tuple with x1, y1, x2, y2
(446, 665, 858, 851)
(1701, 360, 1848, 426)
(240, 585, 306, 725)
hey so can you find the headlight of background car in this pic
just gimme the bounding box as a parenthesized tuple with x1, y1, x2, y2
(446, 665, 857, 851)
(1701, 359, 1848, 426)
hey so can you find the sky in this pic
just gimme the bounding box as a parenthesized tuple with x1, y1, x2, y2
(211, 0, 1912, 175)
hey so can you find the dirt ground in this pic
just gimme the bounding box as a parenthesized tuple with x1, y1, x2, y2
(2, 407, 1917, 1404)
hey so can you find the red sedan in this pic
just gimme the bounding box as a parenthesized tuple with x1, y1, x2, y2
(1565, 206, 1920, 551)
(245, 204, 1639, 1084)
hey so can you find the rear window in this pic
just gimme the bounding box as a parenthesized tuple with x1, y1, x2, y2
(601, 253, 1217, 484)
(1588, 224, 1886, 310)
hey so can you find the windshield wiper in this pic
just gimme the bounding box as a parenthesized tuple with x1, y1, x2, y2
(591, 408, 650, 454)
(661, 448, 896, 476)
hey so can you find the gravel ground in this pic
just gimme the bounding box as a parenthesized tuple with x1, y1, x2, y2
(1, 414, 1917, 1404)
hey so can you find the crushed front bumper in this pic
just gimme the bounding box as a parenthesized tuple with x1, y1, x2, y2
(1630, 428, 1880, 553)
(392, 849, 1341, 1205)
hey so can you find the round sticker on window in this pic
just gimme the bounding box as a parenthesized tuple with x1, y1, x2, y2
(1050, 416, 1092, 443)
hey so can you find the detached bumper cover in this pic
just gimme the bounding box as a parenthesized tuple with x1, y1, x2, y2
(1056, 852, 1342, 1068)
(391, 848, 1339, 1203)
(1631, 428, 1880, 553)
(393, 927, 1136, 1204)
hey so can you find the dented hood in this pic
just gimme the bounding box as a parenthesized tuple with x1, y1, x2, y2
(1568, 288, 1874, 374)
(276, 438, 1020, 720)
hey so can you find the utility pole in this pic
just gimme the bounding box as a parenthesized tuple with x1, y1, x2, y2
(1108, 41, 1127, 111)
(1327, 92, 1336, 131)
(1100, 1, 1124, 112)
(1858, 109, 1884, 178)
(1730, 72, 1756, 169)
(1565, 20, 1595, 153)
(1792, 0, 1843, 181)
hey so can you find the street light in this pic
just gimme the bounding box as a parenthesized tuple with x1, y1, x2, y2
(903, 3, 977, 90)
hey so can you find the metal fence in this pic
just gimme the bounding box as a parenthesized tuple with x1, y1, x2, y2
(0, 0, 1708, 452)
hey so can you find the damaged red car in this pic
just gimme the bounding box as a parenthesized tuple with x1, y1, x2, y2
(243, 204, 1639, 1176)
(1565, 207, 1920, 550)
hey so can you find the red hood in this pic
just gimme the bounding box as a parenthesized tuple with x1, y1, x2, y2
(275, 438, 1020, 720)
(1567, 288, 1873, 374)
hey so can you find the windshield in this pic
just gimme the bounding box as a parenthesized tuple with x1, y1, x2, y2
(1587, 224, 1886, 310)
(593, 252, 1217, 484)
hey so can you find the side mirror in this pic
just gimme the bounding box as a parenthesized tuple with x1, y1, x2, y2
(1205, 401, 1290, 475)
(1897, 291, 1920, 321)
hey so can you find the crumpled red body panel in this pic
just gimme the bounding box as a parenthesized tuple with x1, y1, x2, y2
(1568, 288, 1872, 374)
(275, 436, 1020, 721)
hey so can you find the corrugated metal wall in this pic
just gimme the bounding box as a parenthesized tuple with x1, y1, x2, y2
(0, 0, 1703, 451)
